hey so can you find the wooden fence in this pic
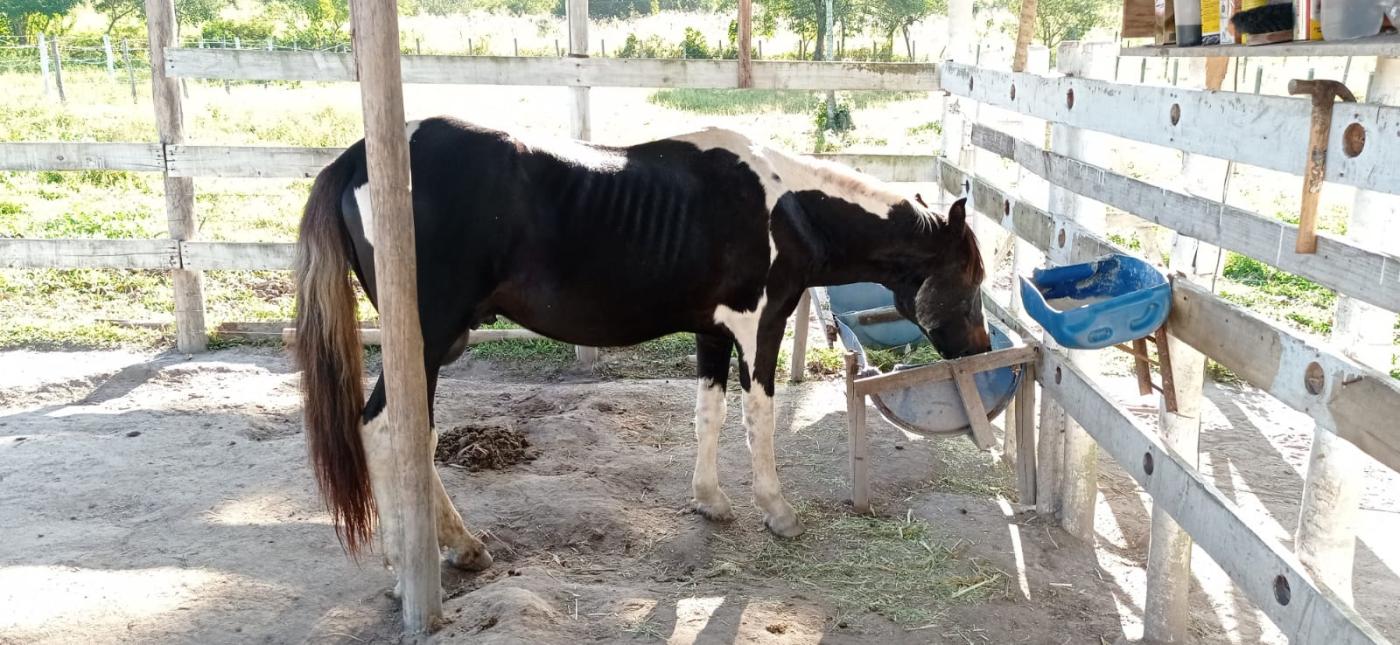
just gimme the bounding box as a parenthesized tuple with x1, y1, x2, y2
(1, 3, 1398, 642)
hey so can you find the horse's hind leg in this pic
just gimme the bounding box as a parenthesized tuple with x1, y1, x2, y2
(691, 333, 736, 522)
(430, 427, 493, 571)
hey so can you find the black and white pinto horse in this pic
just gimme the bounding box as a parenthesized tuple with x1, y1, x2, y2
(294, 116, 991, 575)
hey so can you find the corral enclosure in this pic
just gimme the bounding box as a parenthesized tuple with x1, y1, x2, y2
(3, 0, 1400, 643)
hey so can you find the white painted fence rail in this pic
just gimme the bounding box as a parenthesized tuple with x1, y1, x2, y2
(0, 142, 939, 182)
(972, 124, 1400, 314)
(164, 49, 941, 90)
(941, 62, 1400, 197)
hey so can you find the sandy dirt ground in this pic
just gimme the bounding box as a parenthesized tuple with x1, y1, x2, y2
(1, 346, 1397, 644)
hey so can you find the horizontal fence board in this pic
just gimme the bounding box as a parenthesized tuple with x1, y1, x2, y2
(0, 239, 178, 269)
(972, 125, 1400, 313)
(811, 154, 938, 182)
(160, 145, 930, 183)
(167, 145, 340, 178)
(936, 157, 1400, 474)
(941, 62, 1400, 197)
(1038, 351, 1387, 643)
(180, 241, 294, 270)
(1169, 278, 1400, 475)
(0, 142, 165, 172)
(164, 49, 939, 90)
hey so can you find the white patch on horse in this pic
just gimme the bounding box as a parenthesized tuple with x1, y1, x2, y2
(712, 294, 767, 377)
(742, 386, 801, 536)
(359, 413, 399, 572)
(515, 132, 626, 172)
(353, 183, 375, 248)
(668, 129, 912, 264)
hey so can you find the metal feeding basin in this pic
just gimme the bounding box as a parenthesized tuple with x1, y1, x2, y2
(1019, 253, 1171, 350)
(828, 283, 1024, 438)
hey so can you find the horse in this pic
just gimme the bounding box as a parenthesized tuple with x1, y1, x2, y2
(293, 116, 991, 577)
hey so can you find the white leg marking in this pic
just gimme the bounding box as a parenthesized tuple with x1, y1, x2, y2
(743, 388, 802, 537)
(713, 295, 767, 378)
(352, 183, 375, 248)
(431, 428, 493, 571)
(360, 414, 401, 589)
(691, 379, 733, 521)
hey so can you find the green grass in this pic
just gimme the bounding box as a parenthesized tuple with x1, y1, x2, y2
(863, 342, 942, 372)
(1222, 253, 1336, 310)
(710, 500, 1003, 627)
(647, 89, 924, 115)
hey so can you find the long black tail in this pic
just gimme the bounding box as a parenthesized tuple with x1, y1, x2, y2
(292, 149, 374, 556)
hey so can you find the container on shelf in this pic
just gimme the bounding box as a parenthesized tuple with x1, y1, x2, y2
(1019, 254, 1172, 350)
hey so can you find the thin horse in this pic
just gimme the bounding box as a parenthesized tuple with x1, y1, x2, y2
(293, 117, 990, 577)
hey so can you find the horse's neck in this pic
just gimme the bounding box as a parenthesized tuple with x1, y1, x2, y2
(794, 192, 932, 289)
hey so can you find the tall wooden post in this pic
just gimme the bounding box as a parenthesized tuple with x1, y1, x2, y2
(1044, 41, 1115, 541)
(1011, 0, 1038, 73)
(145, 0, 207, 353)
(1294, 57, 1400, 607)
(50, 37, 66, 104)
(123, 39, 138, 104)
(567, 0, 599, 366)
(1141, 55, 1228, 643)
(347, 0, 443, 634)
(1003, 44, 1048, 504)
(738, 0, 753, 87)
(38, 33, 52, 97)
(103, 35, 116, 81)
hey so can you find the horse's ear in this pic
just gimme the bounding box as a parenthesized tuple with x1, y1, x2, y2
(948, 198, 968, 229)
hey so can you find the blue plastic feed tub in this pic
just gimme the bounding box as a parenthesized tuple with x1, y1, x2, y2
(1019, 253, 1170, 350)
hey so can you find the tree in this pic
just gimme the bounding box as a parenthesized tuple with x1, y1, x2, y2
(89, 0, 230, 34)
(983, 0, 1111, 51)
(865, 0, 943, 59)
(3, 0, 81, 43)
(757, 0, 861, 59)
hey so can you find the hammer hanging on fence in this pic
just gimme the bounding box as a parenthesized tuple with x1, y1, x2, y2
(1287, 79, 1356, 254)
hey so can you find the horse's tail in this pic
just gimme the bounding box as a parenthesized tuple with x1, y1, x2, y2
(293, 148, 374, 556)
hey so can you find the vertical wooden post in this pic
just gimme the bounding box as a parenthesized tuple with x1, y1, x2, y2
(567, 0, 599, 366)
(123, 39, 138, 104)
(347, 0, 443, 634)
(1003, 44, 1048, 504)
(845, 353, 870, 514)
(1045, 41, 1115, 542)
(1141, 56, 1228, 643)
(789, 290, 811, 382)
(145, 0, 207, 353)
(738, 0, 752, 87)
(940, 0, 974, 208)
(50, 37, 66, 104)
(103, 35, 116, 80)
(38, 33, 51, 97)
(1294, 57, 1400, 608)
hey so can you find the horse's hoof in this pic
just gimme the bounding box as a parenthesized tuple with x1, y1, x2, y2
(764, 512, 805, 538)
(445, 545, 494, 572)
(691, 498, 736, 523)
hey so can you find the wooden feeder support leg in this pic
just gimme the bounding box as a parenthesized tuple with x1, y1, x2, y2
(1132, 337, 1153, 396)
(1013, 360, 1038, 505)
(845, 353, 870, 514)
(954, 367, 997, 450)
(1287, 78, 1357, 254)
(789, 290, 811, 382)
(348, 0, 442, 634)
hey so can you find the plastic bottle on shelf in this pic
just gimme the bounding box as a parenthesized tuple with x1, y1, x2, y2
(1322, 0, 1384, 39)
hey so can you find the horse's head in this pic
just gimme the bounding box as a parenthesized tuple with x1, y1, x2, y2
(887, 198, 991, 360)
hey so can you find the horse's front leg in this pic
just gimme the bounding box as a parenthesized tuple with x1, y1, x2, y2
(740, 320, 804, 538)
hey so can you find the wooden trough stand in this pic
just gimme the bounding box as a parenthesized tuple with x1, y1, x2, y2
(842, 331, 1040, 514)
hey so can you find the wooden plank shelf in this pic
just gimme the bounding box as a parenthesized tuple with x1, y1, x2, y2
(1121, 32, 1400, 58)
